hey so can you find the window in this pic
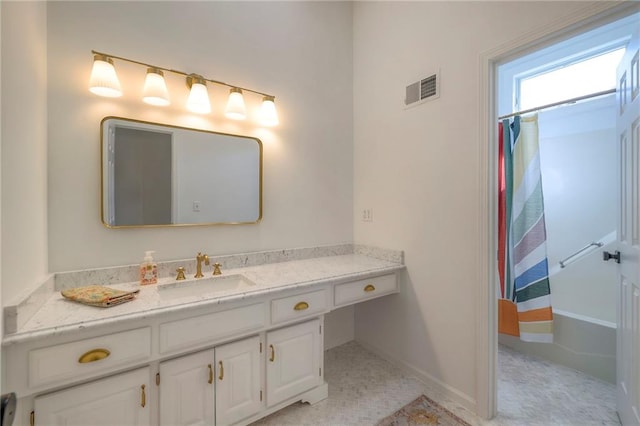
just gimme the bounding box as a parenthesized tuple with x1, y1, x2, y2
(517, 48, 625, 110)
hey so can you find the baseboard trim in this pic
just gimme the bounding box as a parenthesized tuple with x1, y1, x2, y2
(355, 339, 477, 414)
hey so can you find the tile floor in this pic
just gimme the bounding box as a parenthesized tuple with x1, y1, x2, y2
(253, 341, 619, 426)
(491, 345, 618, 426)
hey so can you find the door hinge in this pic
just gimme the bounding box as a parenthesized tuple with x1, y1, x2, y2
(260, 390, 263, 401)
(319, 367, 322, 376)
(260, 342, 262, 353)
(30, 411, 35, 426)
(156, 373, 160, 386)
(319, 325, 322, 334)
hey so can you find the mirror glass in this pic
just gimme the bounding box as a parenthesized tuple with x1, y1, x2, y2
(101, 117, 262, 228)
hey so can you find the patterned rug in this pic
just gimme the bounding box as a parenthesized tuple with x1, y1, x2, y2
(376, 395, 471, 426)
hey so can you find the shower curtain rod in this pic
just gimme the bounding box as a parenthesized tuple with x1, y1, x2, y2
(498, 88, 616, 120)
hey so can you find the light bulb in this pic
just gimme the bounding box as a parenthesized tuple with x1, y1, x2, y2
(259, 96, 279, 126)
(89, 54, 122, 97)
(225, 88, 247, 120)
(186, 75, 211, 114)
(142, 68, 170, 106)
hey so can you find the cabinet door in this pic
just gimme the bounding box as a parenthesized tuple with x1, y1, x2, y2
(159, 349, 214, 426)
(215, 336, 263, 425)
(266, 319, 321, 407)
(34, 367, 150, 426)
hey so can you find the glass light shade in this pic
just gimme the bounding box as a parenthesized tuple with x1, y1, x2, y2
(259, 96, 279, 126)
(89, 55, 122, 98)
(142, 68, 170, 106)
(186, 81, 211, 114)
(225, 88, 247, 120)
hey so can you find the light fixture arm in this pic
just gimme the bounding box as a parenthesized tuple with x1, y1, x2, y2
(91, 50, 275, 99)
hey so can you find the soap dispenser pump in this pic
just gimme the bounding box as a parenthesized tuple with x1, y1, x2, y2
(139, 251, 158, 285)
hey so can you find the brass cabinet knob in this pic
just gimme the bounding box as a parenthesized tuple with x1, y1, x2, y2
(364, 284, 376, 292)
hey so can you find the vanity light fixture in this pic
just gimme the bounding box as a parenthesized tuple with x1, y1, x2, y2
(89, 54, 122, 98)
(142, 68, 170, 106)
(260, 96, 279, 127)
(88, 50, 278, 126)
(186, 74, 211, 114)
(225, 88, 247, 120)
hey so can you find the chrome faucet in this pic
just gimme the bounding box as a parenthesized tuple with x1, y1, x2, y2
(195, 252, 210, 278)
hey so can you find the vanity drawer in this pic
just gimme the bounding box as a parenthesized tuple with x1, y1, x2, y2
(28, 327, 151, 389)
(271, 289, 328, 324)
(334, 274, 398, 307)
(159, 302, 266, 354)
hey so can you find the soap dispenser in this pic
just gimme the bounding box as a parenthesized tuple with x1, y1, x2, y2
(139, 251, 158, 285)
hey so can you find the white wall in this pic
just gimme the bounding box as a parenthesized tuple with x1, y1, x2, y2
(532, 99, 617, 266)
(538, 97, 617, 323)
(1, 2, 48, 306)
(46, 1, 353, 273)
(324, 305, 355, 350)
(352, 1, 605, 408)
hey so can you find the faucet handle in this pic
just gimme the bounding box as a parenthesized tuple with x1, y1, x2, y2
(176, 267, 186, 281)
(212, 263, 222, 276)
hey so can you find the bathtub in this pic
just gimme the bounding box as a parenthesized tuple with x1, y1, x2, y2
(499, 235, 617, 384)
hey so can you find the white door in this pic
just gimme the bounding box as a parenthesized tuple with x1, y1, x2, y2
(215, 336, 263, 425)
(34, 367, 150, 426)
(266, 319, 322, 407)
(615, 26, 640, 426)
(159, 349, 215, 426)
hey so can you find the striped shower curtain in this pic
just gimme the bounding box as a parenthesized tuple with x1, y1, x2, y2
(498, 114, 553, 343)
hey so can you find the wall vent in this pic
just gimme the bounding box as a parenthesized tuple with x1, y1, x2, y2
(404, 71, 440, 108)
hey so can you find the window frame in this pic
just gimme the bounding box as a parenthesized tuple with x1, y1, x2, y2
(496, 12, 637, 118)
(514, 43, 627, 111)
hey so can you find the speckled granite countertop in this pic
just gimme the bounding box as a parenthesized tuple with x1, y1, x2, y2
(4, 245, 404, 345)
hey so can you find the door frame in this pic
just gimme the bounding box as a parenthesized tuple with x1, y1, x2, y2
(476, 2, 640, 419)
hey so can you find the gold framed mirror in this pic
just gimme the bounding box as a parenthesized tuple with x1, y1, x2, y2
(101, 117, 262, 228)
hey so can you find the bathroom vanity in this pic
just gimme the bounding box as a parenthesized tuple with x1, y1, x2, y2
(3, 245, 404, 426)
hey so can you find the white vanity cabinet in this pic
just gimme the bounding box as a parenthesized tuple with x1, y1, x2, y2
(266, 319, 322, 407)
(33, 367, 151, 426)
(334, 273, 398, 307)
(158, 335, 262, 426)
(159, 349, 215, 426)
(215, 336, 263, 425)
(6, 268, 401, 426)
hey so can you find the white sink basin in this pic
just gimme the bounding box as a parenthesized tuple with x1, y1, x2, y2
(158, 274, 256, 298)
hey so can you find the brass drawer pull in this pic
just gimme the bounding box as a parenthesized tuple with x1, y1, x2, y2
(208, 364, 213, 384)
(269, 344, 275, 362)
(141, 384, 146, 408)
(294, 301, 309, 311)
(218, 361, 224, 381)
(78, 348, 111, 363)
(364, 284, 376, 292)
